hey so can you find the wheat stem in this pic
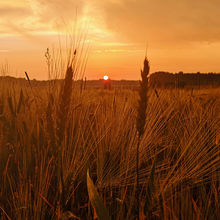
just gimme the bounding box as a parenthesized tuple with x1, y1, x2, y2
(136, 57, 150, 219)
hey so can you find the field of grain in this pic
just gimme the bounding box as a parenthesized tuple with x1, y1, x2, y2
(0, 69, 219, 219)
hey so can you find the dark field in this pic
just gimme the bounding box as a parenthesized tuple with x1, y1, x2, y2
(0, 76, 219, 219)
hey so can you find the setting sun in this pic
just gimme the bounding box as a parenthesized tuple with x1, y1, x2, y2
(103, 75, 109, 80)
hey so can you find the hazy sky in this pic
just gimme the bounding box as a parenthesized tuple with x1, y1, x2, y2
(1, 0, 220, 80)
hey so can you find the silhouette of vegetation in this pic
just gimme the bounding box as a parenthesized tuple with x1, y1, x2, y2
(150, 72, 220, 88)
(0, 55, 220, 220)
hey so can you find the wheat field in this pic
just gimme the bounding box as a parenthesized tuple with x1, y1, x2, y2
(0, 67, 219, 219)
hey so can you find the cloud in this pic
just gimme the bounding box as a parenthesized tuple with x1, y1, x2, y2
(28, 0, 85, 27)
(89, 0, 220, 47)
(1, 0, 220, 54)
(0, 5, 32, 17)
(1, 0, 220, 45)
(0, 4, 37, 36)
(0, 1, 84, 36)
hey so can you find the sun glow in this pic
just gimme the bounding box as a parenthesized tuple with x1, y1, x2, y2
(103, 75, 109, 80)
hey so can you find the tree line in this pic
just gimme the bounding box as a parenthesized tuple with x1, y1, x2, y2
(149, 72, 220, 88)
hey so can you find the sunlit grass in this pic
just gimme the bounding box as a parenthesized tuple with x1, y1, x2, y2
(0, 75, 219, 219)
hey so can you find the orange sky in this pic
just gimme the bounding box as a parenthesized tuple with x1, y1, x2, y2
(1, 0, 220, 80)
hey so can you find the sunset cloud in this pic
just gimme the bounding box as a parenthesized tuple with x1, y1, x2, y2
(0, 5, 31, 17)
(0, 0, 220, 79)
(1, 0, 220, 44)
(92, 0, 220, 46)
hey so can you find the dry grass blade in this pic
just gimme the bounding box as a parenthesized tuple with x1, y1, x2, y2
(46, 93, 55, 148)
(144, 158, 156, 217)
(17, 89, 24, 114)
(60, 211, 80, 220)
(7, 97, 14, 116)
(87, 170, 111, 220)
(0, 206, 11, 220)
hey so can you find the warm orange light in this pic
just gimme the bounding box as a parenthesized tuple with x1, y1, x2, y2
(104, 75, 109, 80)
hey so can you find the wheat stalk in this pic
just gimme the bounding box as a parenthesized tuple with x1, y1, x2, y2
(56, 65, 74, 211)
(136, 57, 149, 219)
(56, 66, 74, 146)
